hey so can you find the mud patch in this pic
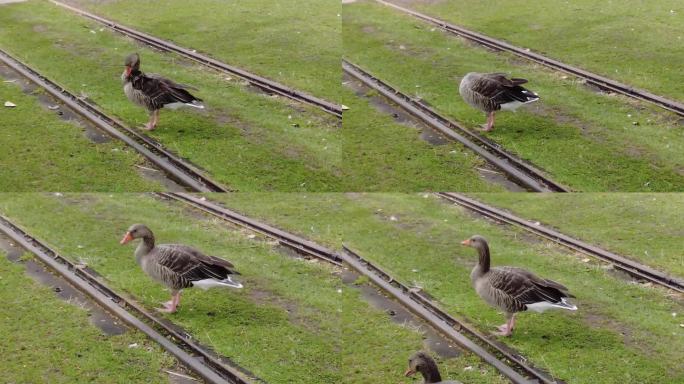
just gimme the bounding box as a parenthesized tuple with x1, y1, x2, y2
(340, 269, 462, 358)
(248, 286, 322, 333)
(0, 233, 127, 336)
(581, 303, 657, 357)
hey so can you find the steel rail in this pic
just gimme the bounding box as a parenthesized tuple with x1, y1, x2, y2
(158, 192, 344, 267)
(437, 192, 684, 293)
(163, 193, 560, 383)
(0, 49, 230, 192)
(0, 215, 259, 384)
(343, 60, 569, 193)
(376, 0, 684, 117)
(50, 0, 342, 119)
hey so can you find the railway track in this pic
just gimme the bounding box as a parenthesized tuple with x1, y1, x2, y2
(50, 0, 342, 119)
(0, 49, 230, 193)
(0, 215, 261, 384)
(163, 192, 562, 384)
(343, 60, 569, 193)
(437, 192, 684, 293)
(376, 0, 684, 118)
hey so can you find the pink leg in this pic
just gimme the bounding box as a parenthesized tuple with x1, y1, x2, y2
(144, 114, 155, 130)
(494, 314, 515, 336)
(483, 112, 495, 131)
(157, 291, 181, 313)
(152, 110, 160, 129)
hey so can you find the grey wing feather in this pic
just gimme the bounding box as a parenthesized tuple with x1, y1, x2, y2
(155, 245, 238, 282)
(487, 267, 570, 310)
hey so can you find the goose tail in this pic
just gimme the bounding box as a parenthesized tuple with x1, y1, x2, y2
(192, 276, 243, 290)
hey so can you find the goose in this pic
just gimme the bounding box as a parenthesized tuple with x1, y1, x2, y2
(404, 351, 462, 384)
(122, 53, 204, 130)
(120, 224, 242, 313)
(461, 235, 576, 336)
(459, 72, 539, 131)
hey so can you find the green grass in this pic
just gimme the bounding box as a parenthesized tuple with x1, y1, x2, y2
(0, 1, 342, 191)
(0, 193, 508, 384)
(0, 79, 160, 191)
(213, 193, 684, 384)
(341, 86, 502, 191)
(59, 0, 342, 103)
(384, 0, 684, 102)
(470, 193, 684, 277)
(343, 1, 684, 191)
(0, 251, 174, 383)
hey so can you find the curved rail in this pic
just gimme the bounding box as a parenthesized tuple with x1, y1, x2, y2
(51, 0, 342, 119)
(343, 60, 569, 192)
(376, 0, 684, 117)
(163, 193, 562, 384)
(0, 215, 260, 384)
(437, 192, 684, 293)
(0, 49, 231, 192)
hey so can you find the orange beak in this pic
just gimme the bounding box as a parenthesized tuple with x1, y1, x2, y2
(461, 238, 471, 246)
(120, 231, 133, 245)
(404, 368, 415, 377)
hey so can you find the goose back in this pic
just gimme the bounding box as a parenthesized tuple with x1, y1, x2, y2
(140, 244, 238, 290)
(459, 72, 538, 112)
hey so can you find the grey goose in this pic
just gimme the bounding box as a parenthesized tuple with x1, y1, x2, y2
(120, 224, 242, 313)
(404, 351, 462, 384)
(459, 72, 539, 131)
(122, 53, 204, 130)
(461, 235, 576, 336)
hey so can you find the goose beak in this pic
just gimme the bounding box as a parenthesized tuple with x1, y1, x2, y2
(461, 239, 471, 246)
(120, 231, 133, 245)
(404, 368, 416, 377)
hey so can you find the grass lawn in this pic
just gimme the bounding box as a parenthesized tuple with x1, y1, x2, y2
(0, 1, 342, 191)
(213, 193, 684, 384)
(470, 193, 684, 278)
(343, 1, 684, 191)
(0, 77, 161, 191)
(58, 0, 342, 103)
(0, 193, 507, 384)
(0, 245, 174, 383)
(341, 86, 502, 191)
(380, 0, 684, 102)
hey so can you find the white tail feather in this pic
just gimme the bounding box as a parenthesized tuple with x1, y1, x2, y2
(192, 277, 243, 290)
(165, 101, 205, 110)
(526, 298, 577, 313)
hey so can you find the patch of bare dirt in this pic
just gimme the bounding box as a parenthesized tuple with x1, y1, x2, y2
(581, 304, 659, 358)
(248, 288, 323, 333)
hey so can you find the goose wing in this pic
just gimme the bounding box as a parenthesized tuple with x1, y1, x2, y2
(488, 267, 570, 307)
(154, 244, 238, 282)
(468, 73, 535, 105)
(131, 73, 202, 108)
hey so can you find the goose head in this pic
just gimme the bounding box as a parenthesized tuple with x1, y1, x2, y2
(120, 223, 152, 245)
(460, 235, 487, 250)
(404, 351, 442, 383)
(123, 53, 140, 79)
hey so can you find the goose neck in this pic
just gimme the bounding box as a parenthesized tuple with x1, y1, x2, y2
(476, 242, 491, 274)
(420, 363, 442, 383)
(135, 234, 155, 264)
